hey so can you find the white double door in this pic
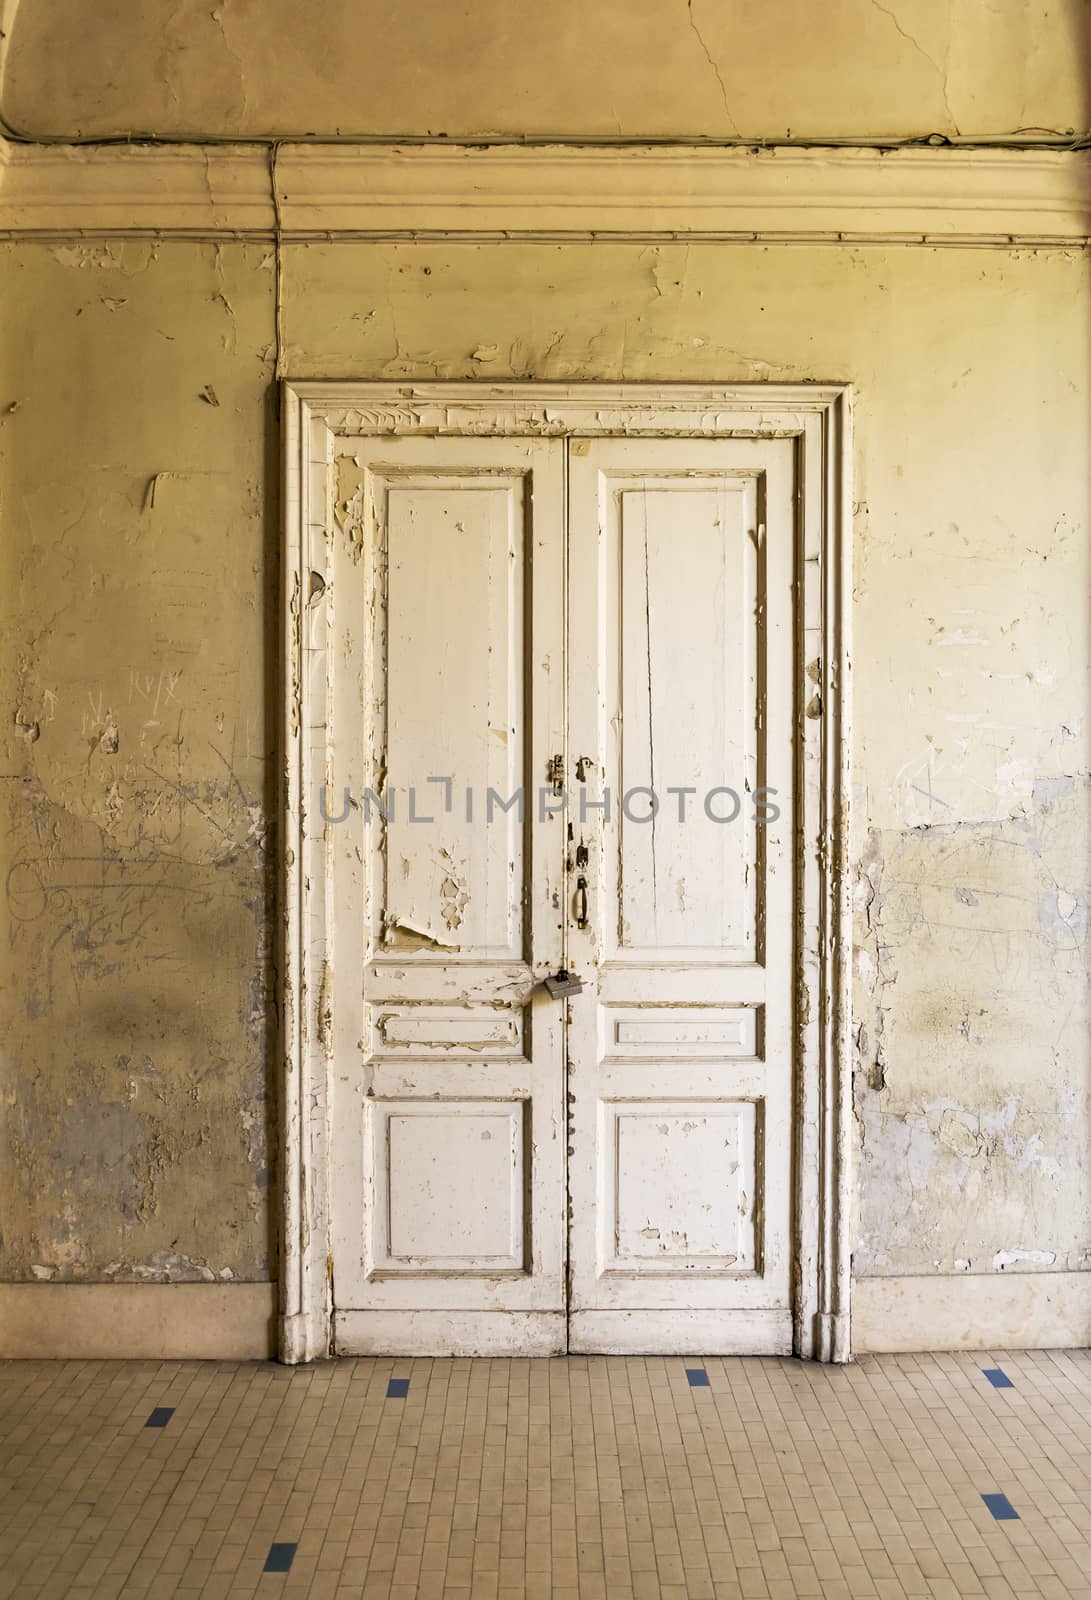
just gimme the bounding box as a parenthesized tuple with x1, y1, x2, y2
(329, 430, 797, 1356)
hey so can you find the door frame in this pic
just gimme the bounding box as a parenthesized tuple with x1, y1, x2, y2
(279, 380, 853, 1364)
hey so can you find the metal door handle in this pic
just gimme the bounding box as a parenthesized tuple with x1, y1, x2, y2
(575, 874, 589, 929)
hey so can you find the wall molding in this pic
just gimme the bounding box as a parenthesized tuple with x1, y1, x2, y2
(853, 1272, 1091, 1354)
(0, 1283, 277, 1360)
(1, 140, 1088, 244)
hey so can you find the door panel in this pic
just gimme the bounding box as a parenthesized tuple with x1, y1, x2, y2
(380, 475, 523, 957)
(369, 1098, 526, 1272)
(613, 483, 758, 959)
(604, 1099, 759, 1270)
(329, 437, 567, 1355)
(565, 437, 797, 1354)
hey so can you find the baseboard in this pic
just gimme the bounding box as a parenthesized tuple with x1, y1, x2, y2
(0, 1283, 278, 1360)
(852, 1271, 1091, 1354)
(5, 1276, 1084, 1360)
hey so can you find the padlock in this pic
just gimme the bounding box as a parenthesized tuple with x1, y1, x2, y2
(543, 968, 584, 998)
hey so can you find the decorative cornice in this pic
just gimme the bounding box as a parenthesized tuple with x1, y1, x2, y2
(1, 139, 1088, 244)
(0, 139, 275, 233)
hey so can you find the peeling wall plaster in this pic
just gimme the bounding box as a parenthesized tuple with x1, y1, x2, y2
(1, 233, 1088, 1287)
(0, 242, 278, 1282)
(854, 800, 1090, 1276)
(1, 0, 1088, 141)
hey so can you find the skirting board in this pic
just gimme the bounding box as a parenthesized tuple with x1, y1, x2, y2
(853, 1272, 1091, 1354)
(4, 1277, 1085, 1359)
(0, 1283, 277, 1360)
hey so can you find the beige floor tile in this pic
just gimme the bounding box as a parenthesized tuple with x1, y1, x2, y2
(0, 1352, 1088, 1599)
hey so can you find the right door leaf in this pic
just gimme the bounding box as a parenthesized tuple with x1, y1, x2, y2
(565, 436, 797, 1355)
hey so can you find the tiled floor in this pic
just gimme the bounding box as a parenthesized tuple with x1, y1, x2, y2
(1, 1351, 1089, 1599)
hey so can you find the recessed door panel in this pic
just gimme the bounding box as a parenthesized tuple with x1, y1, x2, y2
(381, 476, 524, 958)
(368, 1099, 526, 1273)
(613, 482, 759, 958)
(602, 1006, 762, 1058)
(604, 1099, 759, 1272)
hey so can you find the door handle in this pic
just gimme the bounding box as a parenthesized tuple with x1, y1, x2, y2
(575, 874, 589, 930)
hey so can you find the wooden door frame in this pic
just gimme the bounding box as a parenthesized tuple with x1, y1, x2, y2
(280, 381, 853, 1364)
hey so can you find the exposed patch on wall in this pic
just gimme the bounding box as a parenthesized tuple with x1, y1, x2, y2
(853, 778, 1091, 1275)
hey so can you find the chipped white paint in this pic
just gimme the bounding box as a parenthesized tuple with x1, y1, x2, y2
(993, 1248, 1057, 1271)
(280, 382, 852, 1362)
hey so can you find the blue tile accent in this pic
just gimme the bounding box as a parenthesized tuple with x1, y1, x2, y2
(264, 1542, 298, 1573)
(386, 1377, 410, 1398)
(145, 1407, 175, 1428)
(686, 1369, 710, 1388)
(982, 1493, 1019, 1521)
(983, 1368, 1014, 1389)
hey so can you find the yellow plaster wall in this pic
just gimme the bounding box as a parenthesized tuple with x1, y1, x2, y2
(0, 241, 278, 1281)
(2, 0, 1088, 141)
(1, 236, 1087, 1286)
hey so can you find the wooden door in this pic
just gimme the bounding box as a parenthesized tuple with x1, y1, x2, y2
(329, 436, 568, 1356)
(328, 428, 798, 1357)
(565, 437, 797, 1354)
